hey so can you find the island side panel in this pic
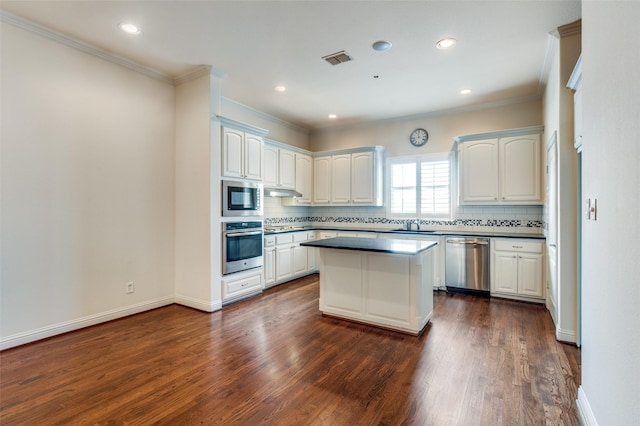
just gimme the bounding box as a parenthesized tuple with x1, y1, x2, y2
(319, 249, 364, 315)
(414, 249, 434, 331)
(364, 253, 412, 326)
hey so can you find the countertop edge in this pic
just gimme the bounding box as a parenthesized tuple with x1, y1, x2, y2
(265, 227, 545, 240)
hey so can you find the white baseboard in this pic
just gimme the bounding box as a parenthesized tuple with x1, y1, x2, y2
(576, 386, 598, 426)
(174, 294, 222, 312)
(556, 326, 577, 344)
(0, 297, 174, 351)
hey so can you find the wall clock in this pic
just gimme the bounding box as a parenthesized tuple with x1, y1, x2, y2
(410, 128, 429, 147)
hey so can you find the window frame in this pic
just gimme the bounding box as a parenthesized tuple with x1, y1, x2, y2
(386, 152, 453, 220)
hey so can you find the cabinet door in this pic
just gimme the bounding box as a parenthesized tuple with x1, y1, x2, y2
(500, 135, 541, 202)
(263, 145, 279, 187)
(293, 245, 307, 275)
(460, 139, 499, 203)
(331, 154, 351, 204)
(278, 149, 296, 189)
(264, 247, 276, 286)
(295, 153, 313, 205)
(351, 151, 374, 204)
(222, 128, 244, 178)
(313, 156, 331, 204)
(493, 251, 518, 294)
(517, 253, 543, 297)
(244, 134, 263, 181)
(276, 246, 293, 281)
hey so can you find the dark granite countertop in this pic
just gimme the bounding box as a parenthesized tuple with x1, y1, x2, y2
(301, 236, 438, 255)
(265, 226, 544, 240)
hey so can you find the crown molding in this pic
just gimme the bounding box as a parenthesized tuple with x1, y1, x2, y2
(557, 19, 582, 38)
(221, 97, 310, 134)
(173, 65, 212, 85)
(1, 10, 174, 84)
(215, 115, 269, 138)
(538, 33, 559, 96)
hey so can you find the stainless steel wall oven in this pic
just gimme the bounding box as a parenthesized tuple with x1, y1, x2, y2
(222, 221, 263, 275)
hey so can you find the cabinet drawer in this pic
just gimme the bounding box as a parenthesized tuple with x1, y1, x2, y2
(223, 272, 262, 299)
(275, 233, 294, 245)
(264, 235, 276, 247)
(293, 232, 308, 243)
(494, 239, 543, 253)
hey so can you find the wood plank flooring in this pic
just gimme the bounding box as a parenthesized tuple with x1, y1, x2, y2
(1, 274, 581, 425)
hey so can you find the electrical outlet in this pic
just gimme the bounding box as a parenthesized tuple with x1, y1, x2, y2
(126, 281, 135, 294)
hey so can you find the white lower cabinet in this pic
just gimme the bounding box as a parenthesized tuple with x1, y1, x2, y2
(293, 245, 308, 275)
(222, 270, 263, 304)
(265, 231, 318, 288)
(275, 244, 293, 282)
(492, 239, 544, 300)
(264, 246, 276, 286)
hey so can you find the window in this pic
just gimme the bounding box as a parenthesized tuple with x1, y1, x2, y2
(388, 154, 451, 218)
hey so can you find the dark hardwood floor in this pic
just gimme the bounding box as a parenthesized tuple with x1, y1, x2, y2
(1, 274, 581, 425)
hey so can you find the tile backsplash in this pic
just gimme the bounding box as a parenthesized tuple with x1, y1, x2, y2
(264, 197, 544, 234)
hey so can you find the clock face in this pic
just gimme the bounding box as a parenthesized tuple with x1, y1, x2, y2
(410, 128, 429, 147)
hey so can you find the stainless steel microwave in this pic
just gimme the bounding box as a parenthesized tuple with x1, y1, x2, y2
(222, 180, 263, 217)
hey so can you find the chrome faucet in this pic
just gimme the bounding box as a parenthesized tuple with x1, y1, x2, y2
(405, 219, 420, 231)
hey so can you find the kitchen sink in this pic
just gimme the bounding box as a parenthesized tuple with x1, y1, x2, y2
(391, 228, 437, 233)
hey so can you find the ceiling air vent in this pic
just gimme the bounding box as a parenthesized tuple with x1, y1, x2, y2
(322, 50, 353, 66)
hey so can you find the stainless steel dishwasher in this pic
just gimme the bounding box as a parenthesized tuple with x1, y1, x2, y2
(445, 237, 490, 295)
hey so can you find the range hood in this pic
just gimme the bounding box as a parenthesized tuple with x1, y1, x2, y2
(264, 187, 302, 198)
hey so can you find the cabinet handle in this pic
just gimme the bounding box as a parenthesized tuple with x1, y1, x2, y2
(241, 282, 248, 287)
(512, 245, 523, 249)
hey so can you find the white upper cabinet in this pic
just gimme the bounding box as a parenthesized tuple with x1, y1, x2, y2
(313, 156, 332, 205)
(264, 143, 295, 189)
(313, 147, 384, 206)
(457, 126, 543, 205)
(263, 144, 278, 186)
(460, 139, 500, 202)
(500, 135, 541, 202)
(220, 117, 268, 181)
(282, 153, 313, 206)
(351, 151, 376, 204)
(331, 154, 352, 204)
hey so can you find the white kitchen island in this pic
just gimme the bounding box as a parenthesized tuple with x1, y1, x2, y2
(301, 237, 437, 335)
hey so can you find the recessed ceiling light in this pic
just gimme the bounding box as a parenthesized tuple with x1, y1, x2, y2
(118, 22, 141, 35)
(274, 85, 287, 92)
(372, 40, 392, 52)
(328, 114, 337, 119)
(460, 88, 472, 95)
(436, 37, 456, 49)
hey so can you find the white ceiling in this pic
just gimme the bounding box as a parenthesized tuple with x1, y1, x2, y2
(1, 1, 581, 131)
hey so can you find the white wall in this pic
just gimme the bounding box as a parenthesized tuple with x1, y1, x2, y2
(309, 99, 542, 155)
(0, 24, 176, 348)
(174, 74, 216, 310)
(579, 2, 640, 424)
(542, 25, 580, 345)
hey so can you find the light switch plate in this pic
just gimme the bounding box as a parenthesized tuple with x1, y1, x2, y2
(586, 197, 597, 221)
